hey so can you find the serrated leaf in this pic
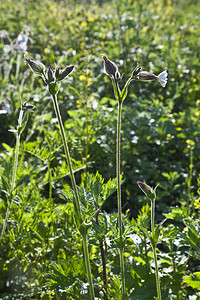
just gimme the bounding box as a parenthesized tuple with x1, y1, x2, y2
(154, 218, 167, 244)
(184, 272, 200, 290)
(163, 207, 186, 221)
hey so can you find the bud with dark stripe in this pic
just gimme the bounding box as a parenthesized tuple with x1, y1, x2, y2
(26, 58, 45, 76)
(56, 65, 75, 82)
(137, 181, 157, 201)
(102, 55, 119, 78)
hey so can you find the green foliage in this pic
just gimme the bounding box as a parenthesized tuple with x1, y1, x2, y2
(0, 0, 200, 298)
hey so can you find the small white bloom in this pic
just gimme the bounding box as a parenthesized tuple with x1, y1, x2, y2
(17, 32, 28, 52)
(157, 70, 168, 87)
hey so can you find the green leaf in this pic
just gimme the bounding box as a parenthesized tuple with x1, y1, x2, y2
(78, 221, 92, 237)
(49, 82, 59, 95)
(163, 207, 186, 221)
(121, 77, 132, 102)
(111, 77, 121, 101)
(2, 143, 14, 153)
(183, 272, 200, 290)
(1, 174, 11, 196)
(114, 236, 126, 249)
(18, 111, 29, 134)
(154, 218, 167, 244)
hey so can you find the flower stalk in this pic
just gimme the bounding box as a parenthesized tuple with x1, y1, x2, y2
(26, 55, 95, 300)
(103, 55, 127, 299)
(117, 99, 126, 300)
(137, 181, 162, 300)
(0, 103, 33, 243)
(0, 133, 20, 244)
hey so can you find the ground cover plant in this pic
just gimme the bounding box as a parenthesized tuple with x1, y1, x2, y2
(0, 0, 200, 299)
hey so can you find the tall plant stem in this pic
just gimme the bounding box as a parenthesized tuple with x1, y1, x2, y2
(0, 131, 21, 243)
(117, 99, 126, 300)
(151, 199, 162, 300)
(96, 213, 108, 300)
(83, 235, 95, 300)
(152, 245, 162, 300)
(51, 94, 95, 300)
(151, 199, 155, 237)
(51, 94, 82, 214)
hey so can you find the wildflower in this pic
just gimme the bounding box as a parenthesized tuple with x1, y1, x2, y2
(17, 32, 28, 52)
(186, 139, 195, 148)
(137, 70, 168, 87)
(157, 70, 168, 87)
(194, 199, 200, 210)
(102, 55, 119, 78)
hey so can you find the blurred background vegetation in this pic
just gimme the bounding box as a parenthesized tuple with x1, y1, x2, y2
(0, 0, 200, 298)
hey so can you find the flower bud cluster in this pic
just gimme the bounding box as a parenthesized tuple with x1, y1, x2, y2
(102, 55, 168, 89)
(25, 53, 74, 86)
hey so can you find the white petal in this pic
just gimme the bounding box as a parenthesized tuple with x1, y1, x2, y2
(159, 79, 167, 87)
(158, 70, 168, 87)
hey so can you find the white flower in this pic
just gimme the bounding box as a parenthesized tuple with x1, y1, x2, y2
(157, 70, 168, 87)
(17, 33, 28, 52)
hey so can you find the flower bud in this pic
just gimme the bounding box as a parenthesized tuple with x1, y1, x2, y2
(137, 181, 156, 201)
(26, 58, 45, 76)
(22, 101, 35, 111)
(131, 65, 142, 78)
(55, 66, 61, 79)
(56, 65, 75, 82)
(47, 66, 54, 83)
(102, 55, 119, 77)
(138, 71, 158, 81)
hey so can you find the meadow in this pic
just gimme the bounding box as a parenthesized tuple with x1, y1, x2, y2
(0, 0, 200, 299)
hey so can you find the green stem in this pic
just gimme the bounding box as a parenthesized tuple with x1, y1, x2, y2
(117, 99, 126, 299)
(51, 93, 94, 299)
(0, 131, 21, 243)
(51, 94, 82, 215)
(83, 235, 95, 299)
(151, 200, 155, 238)
(152, 245, 162, 300)
(151, 199, 162, 300)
